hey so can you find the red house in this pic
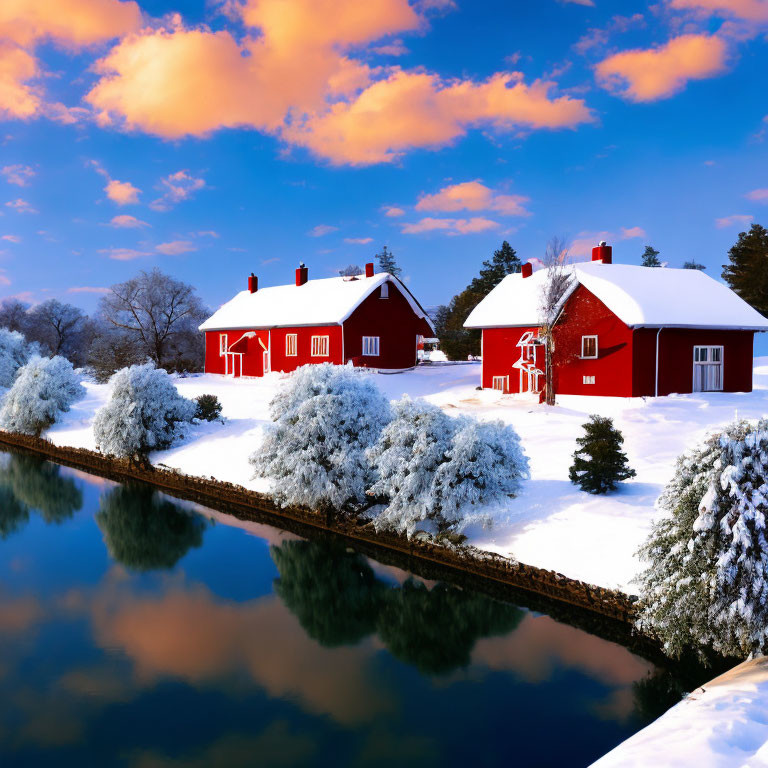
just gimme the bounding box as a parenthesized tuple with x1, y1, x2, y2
(199, 262, 434, 377)
(464, 243, 768, 398)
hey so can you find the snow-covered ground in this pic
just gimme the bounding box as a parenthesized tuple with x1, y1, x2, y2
(592, 656, 768, 767)
(46, 359, 768, 594)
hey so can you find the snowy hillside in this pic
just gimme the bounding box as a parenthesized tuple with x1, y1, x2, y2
(45, 359, 768, 594)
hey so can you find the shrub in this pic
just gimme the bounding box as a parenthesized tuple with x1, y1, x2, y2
(0, 355, 85, 436)
(93, 361, 196, 461)
(250, 363, 390, 511)
(637, 421, 768, 659)
(195, 393, 223, 422)
(369, 397, 528, 536)
(0, 327, 37, 390)
(569, 415, 636, 494)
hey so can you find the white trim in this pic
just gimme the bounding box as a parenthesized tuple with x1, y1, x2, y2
(285, 333, 297, 356)
(311, 335, 329, 357)
(219, 333, 228, 356)
(692, 345, 724, 392)
(362, 336, 380, 356)
(581, 335, 598, 359)
(380, 283, 389, 299)
(492, 375, 509, 393)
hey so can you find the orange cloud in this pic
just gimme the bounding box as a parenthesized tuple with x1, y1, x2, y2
(401, 216, 499, 235)
(105, 178, 139, 205)
(595, 34, 728, 102)
(670, 0, 768, 22)
(0, 41, 41, 119)
(416, 180, 530, 217)
(109, 214, 147, 228)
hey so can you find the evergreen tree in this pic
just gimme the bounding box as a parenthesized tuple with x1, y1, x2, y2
(468, 241, 521, 295)
(376, 245, 402, 277)
(682, 260, 706, 271)
(722, 224, 768, 317)
(569, 415, 636, 494)
(641, 246, 661, 268)
(338, 264, 363, 277)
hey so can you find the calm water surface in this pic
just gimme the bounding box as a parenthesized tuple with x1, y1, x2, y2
(0, 450, 685, 767)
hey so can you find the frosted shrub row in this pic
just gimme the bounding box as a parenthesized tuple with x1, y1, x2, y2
(250, 364, 529, 536)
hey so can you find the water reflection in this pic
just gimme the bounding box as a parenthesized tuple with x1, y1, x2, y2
(96, 485, 208, 571)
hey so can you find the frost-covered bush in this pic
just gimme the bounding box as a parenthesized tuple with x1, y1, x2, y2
(0, 355, 85, 436)
(637, 420, 768, 659)
(93, 361, 196, 461)
(250, 363, 391, 511)
(369, 397, 528, 536)
(195, 393, 222, 422)
(0, 327, 36, 390)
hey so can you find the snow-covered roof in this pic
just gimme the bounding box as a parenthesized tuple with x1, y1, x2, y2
(200, 272, 434, 331)
(464, 261, 768, 331)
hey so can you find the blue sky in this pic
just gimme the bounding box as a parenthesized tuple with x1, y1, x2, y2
(0, 0, 766, 315)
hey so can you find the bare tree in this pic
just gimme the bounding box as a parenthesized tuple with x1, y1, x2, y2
(538, 237, 573, 406)
(99, 268, 207, 371)
(26, 299, 91, 362)
(0, 298, 31, 335)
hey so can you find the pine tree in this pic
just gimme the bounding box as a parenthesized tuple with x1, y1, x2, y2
(338, 264, 363, 277)
(569, 415, 636, 494)
(682, 260, 706, 270)
(468, 241, 521, 295)
(722, 224, 768, 317)
(376, 246, 402, 277)
(641, 246, 661, 268)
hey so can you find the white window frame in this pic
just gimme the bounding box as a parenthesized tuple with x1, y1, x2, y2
(219, 333, 228, 356)
(285, 333, 297, 357)
(583, 375, 595, 385)
(380, 283, 389, 299)
(362, 336, 380, 356)
(693, 345, 724, 392)
(311, 335, 329, 357)
(492, 375, 509, 393)
(581, 335, 598, 359)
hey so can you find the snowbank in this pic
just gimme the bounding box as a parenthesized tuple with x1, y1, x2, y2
(591, 657, 768, 767)
(44, 359, 768, 593)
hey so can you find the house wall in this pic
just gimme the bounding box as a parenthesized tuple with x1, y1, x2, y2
(480, 327, 543, 392)
(343, 280, 432, 370)
(632, 328, 754, 396)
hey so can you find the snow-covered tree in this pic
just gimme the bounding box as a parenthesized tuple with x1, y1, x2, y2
(637, 421, 768, 658)
(432, 418, 529, 527)
(250, 363, 391, 511)
(0, 356, 85, 436)
(367, 397, 458, 535)
(369, 399, 528, 536)
(93, 361, 196, 461)
(0, 327, 36, 391)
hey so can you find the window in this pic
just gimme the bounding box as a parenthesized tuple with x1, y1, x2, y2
(219, 333, 228, 356)
(693, 346, 723, 392)
(583, 375, 595, 385)
(380, 283, 389, 299)
(285, 334, 297, 356)
(362, 336, 380, 356)
(492, 376, 509, 393)
(581, 335, 598, 359)
(311, 335, 329, 357)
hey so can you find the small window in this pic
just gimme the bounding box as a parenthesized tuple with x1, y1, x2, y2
(583, 375, 595, 385)
(362, 336, 380, 356)
(693, 345, 724, 392)
(380, 283, 389, 299)
(311, 335, 329, 357)
(219, 333, 228, 356)
(581, 335, 598, 359)
(285, 334, 297, 356)
(492, 376, 509, 393)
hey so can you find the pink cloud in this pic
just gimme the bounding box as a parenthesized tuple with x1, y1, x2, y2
(415, 180, 530, 217)
(5, 197, 37, 213)
(620, 226, 646, 239)
(344, 237, 373, 244)
(1, 234, 21, 242)
(1, 163, 34, 186)
(155, 240, 196, 255)
(150, 170, 205, 212)
(98, 246, 149, 260)
(669, 0, 768, 23)
(0, 272, 11, 286)
(0, 42, 41, 119)
(105, 178, 139, 205)
(716, 214, 753, 228)
(109, 214, 147, 228)
(401, 216, 499, 235)
(308, 224, 338, 237)
(569, 227, 645, 258)
(67, 285, 109, 294)
(595, 34, 728, 102)
(745, 188, 768, 202)
(382, 206, 405, 217)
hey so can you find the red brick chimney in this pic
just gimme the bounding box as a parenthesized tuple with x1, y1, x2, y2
(248, 273, 258, 293)
(521, 262, 533, 278)
(592, 242, 612, 264)
(295, 263, 308, 286)
(365, 262, 374, 278)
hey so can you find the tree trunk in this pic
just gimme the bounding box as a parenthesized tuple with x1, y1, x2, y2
(545, 335, 555, 406)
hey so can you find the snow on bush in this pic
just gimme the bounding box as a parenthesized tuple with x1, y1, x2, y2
(0, 355, 85, 436)
(93, 361, 196, 461)
(0, 328, 36, 391)
(369, 397, 529, 536)
(250, 363, 391, 511)
(637, 420, 768, 659)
